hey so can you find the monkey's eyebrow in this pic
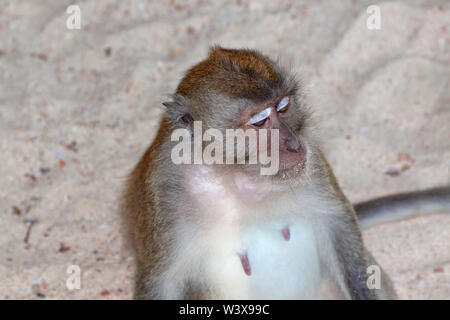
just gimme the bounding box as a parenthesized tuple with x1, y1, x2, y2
(248, 107, 271, 125)
(276, 97, 289, 111)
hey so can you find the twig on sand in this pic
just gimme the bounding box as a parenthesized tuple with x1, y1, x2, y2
(24, 219, 38, 243)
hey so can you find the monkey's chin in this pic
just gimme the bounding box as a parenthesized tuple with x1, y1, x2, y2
(276, 158, 307, 180)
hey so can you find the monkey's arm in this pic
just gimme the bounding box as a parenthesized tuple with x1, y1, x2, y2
(329, 211, 380, 300)
(318, 153, 386, 299)
(355, 186, 450, 229)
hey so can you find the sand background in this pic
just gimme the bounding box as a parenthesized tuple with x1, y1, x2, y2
(0, 0, 448, 299)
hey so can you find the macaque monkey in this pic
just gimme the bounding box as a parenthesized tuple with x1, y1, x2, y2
(122, 47, 449, 299)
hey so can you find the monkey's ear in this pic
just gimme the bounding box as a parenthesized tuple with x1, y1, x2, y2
(162, 95, 194, 128)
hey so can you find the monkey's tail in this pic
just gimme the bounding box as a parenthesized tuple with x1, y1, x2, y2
(354, 186, 450, 229)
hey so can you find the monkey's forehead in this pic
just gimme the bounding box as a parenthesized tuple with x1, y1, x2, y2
(176, 47, 294, 101)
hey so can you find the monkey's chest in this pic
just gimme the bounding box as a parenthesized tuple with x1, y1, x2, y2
(205, 219, 322, 299)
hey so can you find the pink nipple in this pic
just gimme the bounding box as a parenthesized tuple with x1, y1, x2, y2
(282, 227, 290, 241)
(238, 251, 251, 276)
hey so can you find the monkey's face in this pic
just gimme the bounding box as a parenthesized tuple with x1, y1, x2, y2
(237, 94, 308, 180)
(166, 47, 312, 182)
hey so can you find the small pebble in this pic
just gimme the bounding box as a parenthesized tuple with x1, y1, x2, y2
(12, 206, 21, 215)
(58, 243, 70, 253)
(100, 289, 110, 296)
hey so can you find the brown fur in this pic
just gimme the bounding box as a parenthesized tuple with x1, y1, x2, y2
(122, 118, 175, 298)
(177, 47, 284, 101)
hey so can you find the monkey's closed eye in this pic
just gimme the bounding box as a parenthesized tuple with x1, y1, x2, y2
(276, 97, 289, 113)
(248, 107, 271, 127)
(252, 118, 267, 127)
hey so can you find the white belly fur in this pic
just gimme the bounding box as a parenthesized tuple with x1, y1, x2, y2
(204, 217, 322, 299)
(182, 166, 328, 299)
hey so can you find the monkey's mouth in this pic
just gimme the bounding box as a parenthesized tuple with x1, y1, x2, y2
(277, 157, 307, 180)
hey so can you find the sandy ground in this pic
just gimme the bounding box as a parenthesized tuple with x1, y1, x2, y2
(0, 0, 449, 300)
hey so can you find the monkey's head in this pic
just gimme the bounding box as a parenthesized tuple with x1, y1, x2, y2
(164, 47, 312, 182)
